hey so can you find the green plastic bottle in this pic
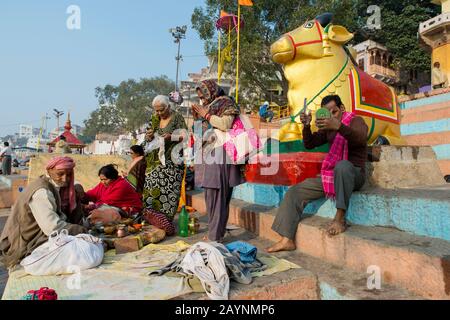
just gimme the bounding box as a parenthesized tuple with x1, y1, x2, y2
(178, 206, 189, 237)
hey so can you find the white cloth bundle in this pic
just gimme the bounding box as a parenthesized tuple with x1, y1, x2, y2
(20, 230, 104, 276)
(179, 242, 229, 300)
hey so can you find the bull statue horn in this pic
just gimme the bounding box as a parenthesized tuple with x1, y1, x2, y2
(315, 12, 333, 27)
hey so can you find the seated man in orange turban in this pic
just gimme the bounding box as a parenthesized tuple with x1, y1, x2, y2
(0, 156, 87, 268)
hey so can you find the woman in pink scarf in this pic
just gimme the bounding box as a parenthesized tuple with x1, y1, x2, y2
(267, 95, 368, 253)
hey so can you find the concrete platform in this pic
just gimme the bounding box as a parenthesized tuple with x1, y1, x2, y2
(232, 184, 450, 242)
(0, 208, 419, 300)
(175, 221, 419, 300)
(188, 192, 450, 299)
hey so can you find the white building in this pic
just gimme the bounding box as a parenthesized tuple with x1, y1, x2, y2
(26, 136, 50, 151)
(351, 40, 400, 85)
(84, 133, 132, 155)
(19, 125, 33, 139)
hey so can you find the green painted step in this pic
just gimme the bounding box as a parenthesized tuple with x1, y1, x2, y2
(264, 140, 329, 155)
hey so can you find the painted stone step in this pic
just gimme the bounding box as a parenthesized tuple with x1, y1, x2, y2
(246, 146, 445, 188)
(175, 219, 419, 300)
(245, 152, 326, 186)
(187, 192, 450, 299)
(232, 184, 450, 242)
(400, 88, 450, 111)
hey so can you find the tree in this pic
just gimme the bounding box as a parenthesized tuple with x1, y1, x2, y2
(192, 0, 360, 104)
(84, 76, 175, 136)
(356, 0, 438, 72)
(192, 0, 439, 101)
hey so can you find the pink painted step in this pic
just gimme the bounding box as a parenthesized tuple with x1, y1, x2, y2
(188, 191, 450, 300)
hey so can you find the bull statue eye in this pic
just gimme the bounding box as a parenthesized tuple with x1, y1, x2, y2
(304, 21, 315, 29)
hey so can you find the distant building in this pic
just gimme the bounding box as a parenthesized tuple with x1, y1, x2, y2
(47, 112, 86, 154)
(27, 136, 50, 150)
(84, 133, 132, 155)
(19, 125, 33, 139)
(352, 40, 400, 86)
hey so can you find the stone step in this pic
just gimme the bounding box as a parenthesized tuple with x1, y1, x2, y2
(400, 91, 450, 110)
(0, 184, 12, 209)
(187, 192, 450, 299)
(175, 220, 419, 300)
(401, 100, 450, 125)
(232, 184, 450, 242)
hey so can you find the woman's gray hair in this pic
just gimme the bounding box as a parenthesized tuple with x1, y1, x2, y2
(152, 95, 171, 110)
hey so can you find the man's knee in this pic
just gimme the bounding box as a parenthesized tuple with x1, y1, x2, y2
(334, 160, 353, 176)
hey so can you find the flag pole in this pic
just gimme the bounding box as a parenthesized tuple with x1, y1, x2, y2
(235, 3, 241, 104)
(218, 30, 221, 85)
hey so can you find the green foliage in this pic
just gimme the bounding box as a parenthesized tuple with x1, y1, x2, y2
(84, 76, 175, 136)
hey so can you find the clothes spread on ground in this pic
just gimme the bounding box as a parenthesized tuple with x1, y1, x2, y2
(149, 241, 267, 300)
(3, 240, 300, 300)
(225, 241, 257, 263)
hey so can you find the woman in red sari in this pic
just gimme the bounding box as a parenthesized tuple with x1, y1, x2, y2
(85, 164, 143, 223)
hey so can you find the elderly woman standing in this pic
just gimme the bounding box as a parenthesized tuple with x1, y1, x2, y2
(142, 95, 187, 221)
(192, 80, 245, 242)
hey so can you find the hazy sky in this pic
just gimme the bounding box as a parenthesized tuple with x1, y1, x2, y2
(0, 0, 208, 136)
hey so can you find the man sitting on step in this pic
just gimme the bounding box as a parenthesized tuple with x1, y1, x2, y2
(267, 95, 368, 253)
(0, 156, 86, 268)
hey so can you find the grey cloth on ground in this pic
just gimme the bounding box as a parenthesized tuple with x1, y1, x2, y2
(272, 160, 365, 239)
(149, 242, 266, 285)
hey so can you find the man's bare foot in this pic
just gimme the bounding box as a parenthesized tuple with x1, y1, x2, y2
(327, 220, 347, 237)
(266, 238, 296, 253)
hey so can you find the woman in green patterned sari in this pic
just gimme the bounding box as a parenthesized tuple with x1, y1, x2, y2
(142, 95, 187, 221)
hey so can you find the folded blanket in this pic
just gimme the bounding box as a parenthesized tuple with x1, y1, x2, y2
(225, 241, 257, 263)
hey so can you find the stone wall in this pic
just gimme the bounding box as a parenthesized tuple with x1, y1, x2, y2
(28, 154, 130, 190)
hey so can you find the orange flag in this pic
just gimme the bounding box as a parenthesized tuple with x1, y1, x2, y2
(238, 0, 254, 6)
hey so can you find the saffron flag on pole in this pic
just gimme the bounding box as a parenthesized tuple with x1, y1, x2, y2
(238, 0, 253, 6)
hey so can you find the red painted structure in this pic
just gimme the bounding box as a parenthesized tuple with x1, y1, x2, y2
(245, 152, 326, 186)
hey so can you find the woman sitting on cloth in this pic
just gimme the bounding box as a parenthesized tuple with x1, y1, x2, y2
(85, 164, 143, 223)
(142, 95, 187, 222)
(122, 145, 146, 194)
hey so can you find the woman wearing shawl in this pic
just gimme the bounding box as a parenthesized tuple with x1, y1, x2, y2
(122, 145, 147, 194)
(192, 80, 245, 242)
(142, 95, 187, 221)
(267, 95, 368, 253)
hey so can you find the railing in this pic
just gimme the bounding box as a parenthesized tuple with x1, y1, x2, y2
(272, 105, 290, 120)
(419, 12, 450, 34)
(368, 64, 399, 80)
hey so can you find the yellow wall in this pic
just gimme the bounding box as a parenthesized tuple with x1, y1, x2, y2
(433, 43, 450, 83)
(442, 0, 450, 12)
(29, 154, 131, 190)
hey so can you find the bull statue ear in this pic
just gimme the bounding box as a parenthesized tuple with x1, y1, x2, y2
(327, 25, 354, 44)
(315, 12, 333, 27)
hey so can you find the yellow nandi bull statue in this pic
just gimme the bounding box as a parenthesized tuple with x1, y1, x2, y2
(271, 13, 403, 145)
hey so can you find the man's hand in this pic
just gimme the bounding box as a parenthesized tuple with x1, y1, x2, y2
(316, 117, 342, 131)
(192, 104, 208, 119)
(300, 111, 312, 126)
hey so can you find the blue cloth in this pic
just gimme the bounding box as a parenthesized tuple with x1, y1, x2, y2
(225, 241, 257, 263)
(259, 105, 268, 117)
